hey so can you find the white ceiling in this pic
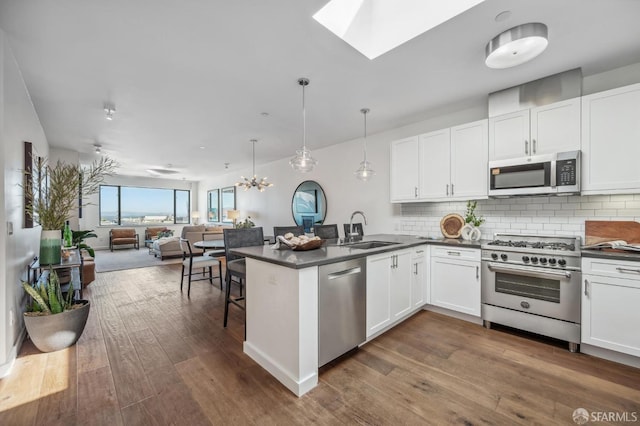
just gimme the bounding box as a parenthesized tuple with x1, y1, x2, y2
(2, 0, 640, 181)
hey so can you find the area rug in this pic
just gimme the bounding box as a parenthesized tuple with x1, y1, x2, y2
(94, 248, 183, 272)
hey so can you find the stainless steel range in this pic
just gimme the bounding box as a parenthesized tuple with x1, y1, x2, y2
(481, 233, 582, 352)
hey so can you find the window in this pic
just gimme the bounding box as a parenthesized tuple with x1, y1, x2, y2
(207, 189, 219, 222)
(100, 185, 190, 226)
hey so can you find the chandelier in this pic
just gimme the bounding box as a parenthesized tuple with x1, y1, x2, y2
(236, 139, 273, 192)
(290, 77, 318, 172)
(354, 108, 375, 181)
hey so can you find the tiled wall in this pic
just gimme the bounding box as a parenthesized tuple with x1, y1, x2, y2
(400, 194, 640, 241)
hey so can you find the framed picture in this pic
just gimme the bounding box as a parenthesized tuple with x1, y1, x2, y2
(23, 141, 47, 229)
(221, 186, 236, 222)
(294, 189, 317, 214)
(207, 188, 220, 222)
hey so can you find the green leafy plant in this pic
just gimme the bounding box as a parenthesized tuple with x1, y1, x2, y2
(157, 229, 174, 238)
(25, 157, 117, 230)
(22, 268, 75, 315)
(236, 216, 255, 229)
(72, 229, 98, 257)
(464, 200, 485, 227)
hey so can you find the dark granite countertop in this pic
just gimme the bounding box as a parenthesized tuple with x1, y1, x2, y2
(581, 248, 640, 262)
(231, 234, 483, 269)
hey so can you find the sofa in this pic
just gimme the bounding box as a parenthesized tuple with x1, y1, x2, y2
(151, 224, 231, 260)
(144, 226, 170, 248)
(109, 228, 139, 251)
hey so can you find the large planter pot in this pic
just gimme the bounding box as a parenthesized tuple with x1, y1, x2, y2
(40, 229, 62, 265)
(24, 300, 90, 352)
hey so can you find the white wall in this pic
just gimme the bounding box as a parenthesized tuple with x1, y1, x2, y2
(80, 174, 198, 250)
(197, 101, 487, 237)
(0, 30, 48, 377)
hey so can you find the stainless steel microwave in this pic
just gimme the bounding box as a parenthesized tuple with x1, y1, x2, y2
(488, 151, 580, 197)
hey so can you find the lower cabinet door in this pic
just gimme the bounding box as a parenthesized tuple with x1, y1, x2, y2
(430, 257, 481, 317)
(366, 253, 392, 337)
(390, 250, 412, 320)
(582, 274, 640, 357)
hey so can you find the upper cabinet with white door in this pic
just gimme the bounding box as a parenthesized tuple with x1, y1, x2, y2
(390, 119, 488, 203)
(488, 97, 581, 161)
(390, 136, 420, 202)
(581, 82, 640, 194)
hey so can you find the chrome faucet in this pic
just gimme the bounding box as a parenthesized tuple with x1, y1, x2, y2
(348, 210, 367, 240)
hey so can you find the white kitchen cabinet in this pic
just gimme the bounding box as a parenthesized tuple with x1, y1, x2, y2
(581, 257, 640, 357)
(366, 249, 412, 337)
(430, 246, 481, 317)
(411, 245, 428, 308)
(390, 136, 420, 202)
(418, 119, 488, 201)
(488, 97, 580, 161)
(581, 83, 640, 194)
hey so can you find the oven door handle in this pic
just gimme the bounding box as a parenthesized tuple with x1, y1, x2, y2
(487, 262, 572, 280)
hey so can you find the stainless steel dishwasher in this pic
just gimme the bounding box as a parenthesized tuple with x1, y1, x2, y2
(318, 258, 366, 367)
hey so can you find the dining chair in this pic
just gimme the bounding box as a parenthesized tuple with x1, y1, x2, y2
(179, 238, 222, 297)
(223, 227, 265, 327)
(273, 225, 305, 238)
(314, 224, 339, 239)
(343, 223, 364, 238)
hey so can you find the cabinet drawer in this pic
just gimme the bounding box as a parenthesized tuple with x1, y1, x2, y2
(582, 258, 640, 280)
(431, 246, 480, 261)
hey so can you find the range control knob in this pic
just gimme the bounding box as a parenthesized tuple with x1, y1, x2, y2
(522, 256, 530, 263)
(558, 259, 567, 266)
(548, 258, 557, 265)
(539, 257, 548, 264)
(500, 253, 508, 261)
(531, 256, 539, 263)
(491, 253, 498, 260)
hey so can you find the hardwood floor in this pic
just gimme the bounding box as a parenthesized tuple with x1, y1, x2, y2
(2, 264, 639, 425)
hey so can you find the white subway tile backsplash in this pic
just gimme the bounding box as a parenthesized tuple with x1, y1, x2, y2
(399, 194, 640, 239)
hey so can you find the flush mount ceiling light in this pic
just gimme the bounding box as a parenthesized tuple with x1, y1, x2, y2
(236, 139, 273, 192)
(104, 103, 116, 120)
(485, 22, 548, 69)
(146, 164, 179, 176)
(355, 108, 375, 181)
(290, 78, 318, 173)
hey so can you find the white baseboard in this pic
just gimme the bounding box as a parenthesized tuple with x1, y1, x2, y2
(424, 305, 484, 325)
(0, 328, 26, 378)
(243, 341, 317, 397)
(581, 344, 640, 369)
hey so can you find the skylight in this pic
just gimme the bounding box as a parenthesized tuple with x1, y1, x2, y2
(313, 0, 485, 60)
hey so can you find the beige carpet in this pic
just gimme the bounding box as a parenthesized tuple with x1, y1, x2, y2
(94, 248, 183, 272)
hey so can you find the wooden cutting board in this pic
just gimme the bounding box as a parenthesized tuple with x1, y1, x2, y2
(585, 220, 640, 245)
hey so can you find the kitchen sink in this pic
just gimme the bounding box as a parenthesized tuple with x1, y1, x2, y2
(343, 240, 399, 250)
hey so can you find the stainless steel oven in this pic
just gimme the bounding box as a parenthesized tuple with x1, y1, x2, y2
(481, 234, 582, 351)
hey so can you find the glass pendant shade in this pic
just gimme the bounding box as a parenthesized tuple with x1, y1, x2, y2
(236, 139, 273, 191)
(355, 108, 375, 181)
(290, 77, 318, 172)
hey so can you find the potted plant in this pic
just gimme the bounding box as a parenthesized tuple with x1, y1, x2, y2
(21, 268, 90, 352)
(461, 200, 485, 241)
(26, 157, 117, 264)
(72, 229, 98, 257)
(235, 216, 255, 229)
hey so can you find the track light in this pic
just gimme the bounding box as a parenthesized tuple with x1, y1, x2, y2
(104, 103, 116, 120)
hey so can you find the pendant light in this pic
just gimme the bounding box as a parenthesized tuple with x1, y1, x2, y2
(289, 77, 318, 172)
(236, 139, 273, 192)
(354, 108, 375, 181)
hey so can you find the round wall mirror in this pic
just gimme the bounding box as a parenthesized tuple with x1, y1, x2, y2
(291, 180, 327, 233)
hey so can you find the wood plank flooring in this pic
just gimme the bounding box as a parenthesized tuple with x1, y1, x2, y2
(2, 263, 640, 425)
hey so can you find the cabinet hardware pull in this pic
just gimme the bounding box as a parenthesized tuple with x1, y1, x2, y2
(447, 251, 461, 256)
(476, 266, 479, 279)
(416, 250, 424, 254)
(414, 263, 418, 275)
(414, 186, 418, 197)
(446, 184, 449, 196)
(616, 267, 640, 274)
(451, 183, 454, 196)
(584, 279, 589, 296)
(532, 139, 537, 154)
(525, 140, 529, 155)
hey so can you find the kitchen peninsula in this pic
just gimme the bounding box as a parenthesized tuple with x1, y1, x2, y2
(231, 234, 481, 396)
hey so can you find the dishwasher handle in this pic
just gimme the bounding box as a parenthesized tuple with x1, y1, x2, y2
(327, 267, 362, 280)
